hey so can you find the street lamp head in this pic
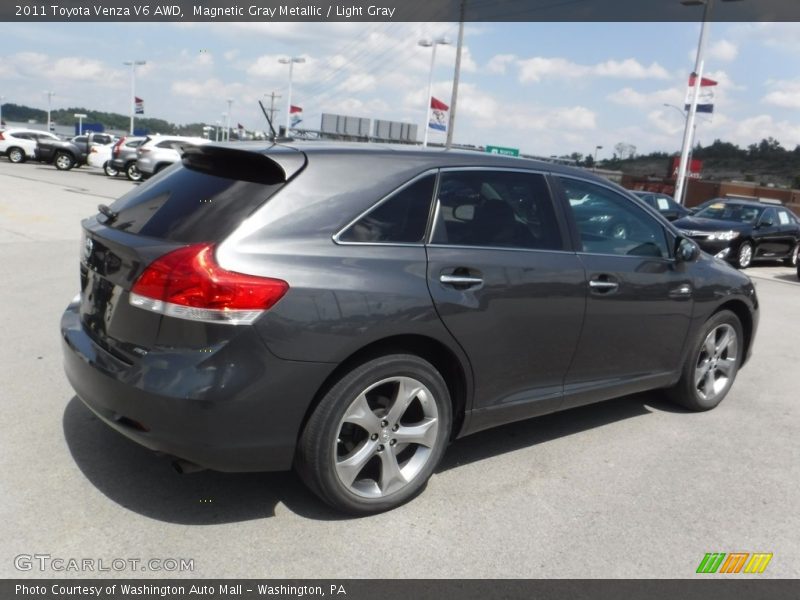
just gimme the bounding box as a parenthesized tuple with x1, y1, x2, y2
(418, 39, 433, 47)
(596, 145, 603, 150)
(434, 37, 451, 45)
(279, 57, 305, 64)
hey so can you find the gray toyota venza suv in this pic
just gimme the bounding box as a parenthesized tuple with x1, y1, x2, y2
(61, 143, 759, 514)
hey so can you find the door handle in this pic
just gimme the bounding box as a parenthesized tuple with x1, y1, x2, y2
(440, 274, 484, 287)
(588, 280, 619, 291)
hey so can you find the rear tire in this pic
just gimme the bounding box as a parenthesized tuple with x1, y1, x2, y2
(125, 162, 143, 182)
(7, 147, 26, 163)
(665, 310, 743, 411)
(54, 152, 75, 171)
(296, 354, 452, 515)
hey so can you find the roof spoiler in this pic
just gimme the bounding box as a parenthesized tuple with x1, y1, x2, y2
(181, 144, 287, 185)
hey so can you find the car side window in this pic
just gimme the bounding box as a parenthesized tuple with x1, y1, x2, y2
(430, 170, 562, 250)
(760, 208, 777, 226)
(156, 140, 174, 149)
(777, 209, 791, 226)
(557, 177, 669, 258)
(338, 174, 436, 244)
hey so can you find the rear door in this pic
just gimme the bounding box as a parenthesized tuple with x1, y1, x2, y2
(552, 175, 694, 409)
(753, 207, 788, 258)
(425, 168, 586, 426)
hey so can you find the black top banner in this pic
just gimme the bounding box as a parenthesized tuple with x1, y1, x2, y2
(4, 0, 800, 22)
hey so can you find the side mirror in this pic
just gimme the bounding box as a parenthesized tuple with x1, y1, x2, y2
(759, 218, 774, 228)
(676, 237, 699, 262)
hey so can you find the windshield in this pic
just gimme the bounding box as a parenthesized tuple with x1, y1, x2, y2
(696, 203, 762, 223)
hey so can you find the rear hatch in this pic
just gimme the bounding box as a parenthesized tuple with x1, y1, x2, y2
(78, 144, 305, 362)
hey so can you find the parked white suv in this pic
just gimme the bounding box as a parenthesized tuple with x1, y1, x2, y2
(136, 135, 209, 178)
(0, 128, 60, 163)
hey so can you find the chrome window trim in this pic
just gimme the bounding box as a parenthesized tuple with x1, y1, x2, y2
(331, 168, 439, 246)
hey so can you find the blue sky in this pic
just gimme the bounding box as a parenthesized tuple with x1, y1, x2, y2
(1, 21, 799, 157)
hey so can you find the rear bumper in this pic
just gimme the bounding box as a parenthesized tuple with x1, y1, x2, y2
(60, 299, 335, 472)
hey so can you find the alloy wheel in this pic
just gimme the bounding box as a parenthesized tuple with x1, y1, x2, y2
(334, 376, 440, 499)
(738, 243, 753, 268)
(694, 323, 738, 403)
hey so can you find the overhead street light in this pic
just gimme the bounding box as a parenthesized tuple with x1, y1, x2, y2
(279, 57, 305, 136)
(74, 113, 87, 135)
(673, 0, 744, 205)
(123, 60, 146, 135)
(594, 145, 603, 165)
(418, 37, 450, 147)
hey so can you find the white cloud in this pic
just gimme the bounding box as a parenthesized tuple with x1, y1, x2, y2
(517, 57, 670, 83)
(607, 86, 684, 108)
(486, 54, 517, 75)
(762, 79, 800, 109)
(689, 39, 738, 63)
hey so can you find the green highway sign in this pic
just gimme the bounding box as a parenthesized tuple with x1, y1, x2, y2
(485, 145, 519, 157)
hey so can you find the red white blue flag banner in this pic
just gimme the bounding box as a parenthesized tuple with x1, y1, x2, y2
(134, 96, 144, 115)
(684, 74, 717, 114)
(290, 105, 303, 127)
(429, 97, 449, 132)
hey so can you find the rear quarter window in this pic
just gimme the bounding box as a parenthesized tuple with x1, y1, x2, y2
(104, 166, 283, 243)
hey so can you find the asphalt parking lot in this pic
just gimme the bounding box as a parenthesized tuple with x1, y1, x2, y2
(0, 158, 798, 579)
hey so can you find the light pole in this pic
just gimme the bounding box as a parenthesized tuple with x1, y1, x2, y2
(123, 60, 146, 135)
(45, 91, 55, 131)
(594, 145, 603, 166)
(215, 120, 222, 142)
(279, 57, 305, 136)
(225, 98, 233, 142)
(74, 113, 87, 135)
(419, 37, 450, 147)
(674, 0, 742, 205)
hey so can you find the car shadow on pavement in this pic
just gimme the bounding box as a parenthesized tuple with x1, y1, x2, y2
(62, 396, 345, 524)
(437, 391, 681, 472)
(63, 392, 682, 524)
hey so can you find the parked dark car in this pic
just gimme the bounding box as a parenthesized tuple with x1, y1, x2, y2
(61, 144, 759, 514)
(107, 136, 146, 181)
(632, 191, 690, 221)
(673, 200, 800, 268)
(36, 133, 115, 170)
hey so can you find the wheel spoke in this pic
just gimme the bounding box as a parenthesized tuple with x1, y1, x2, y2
(378, 446, 406, 494)
(335, 439, 378, 487)
(394, 418, 438, 448)
(716, 357, 737, 377)
(341, 393, 380, 433)
(715, 329, 733, 356)
(703, 370, 715, 399)
(703, 333, 716, 358)
(385, 378, 423, 425)
(695, 361, 711, 387)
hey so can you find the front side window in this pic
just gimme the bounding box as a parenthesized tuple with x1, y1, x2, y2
(338, 174, 436, 244)
(558, 177, 669, 258)
(431, 170, 562, 250)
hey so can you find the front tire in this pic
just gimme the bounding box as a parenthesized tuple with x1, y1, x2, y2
(735, 241, 753, 269)
(296, 354, 452, 514)
(54, 152, 75, 171)
(7, 147, 26, 163)
(783, 243, 799, 267)
(665, 310, 743, 411)
(103, 161, 119, 177)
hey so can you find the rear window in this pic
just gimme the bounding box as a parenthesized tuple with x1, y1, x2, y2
(103, 166, 282, 243)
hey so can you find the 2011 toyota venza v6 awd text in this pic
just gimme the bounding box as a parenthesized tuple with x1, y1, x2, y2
(61, 143, 759, 514)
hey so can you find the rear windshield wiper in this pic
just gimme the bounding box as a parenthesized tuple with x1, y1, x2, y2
(97, 204, 118, 223)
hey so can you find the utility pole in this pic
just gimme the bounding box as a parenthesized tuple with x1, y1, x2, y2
(45, 91, 55, 131)
(265, 92, 281, 126)
(445, 0, 466, 149)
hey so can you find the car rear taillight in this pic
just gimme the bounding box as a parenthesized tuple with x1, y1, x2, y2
(137, 147, 150, 155)
(112, 137, 125, 158)
(129, 243, 288, 325)
(0, 132, 5, 140)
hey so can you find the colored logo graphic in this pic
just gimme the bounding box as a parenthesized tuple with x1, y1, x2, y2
(697, 553, 772, 574)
